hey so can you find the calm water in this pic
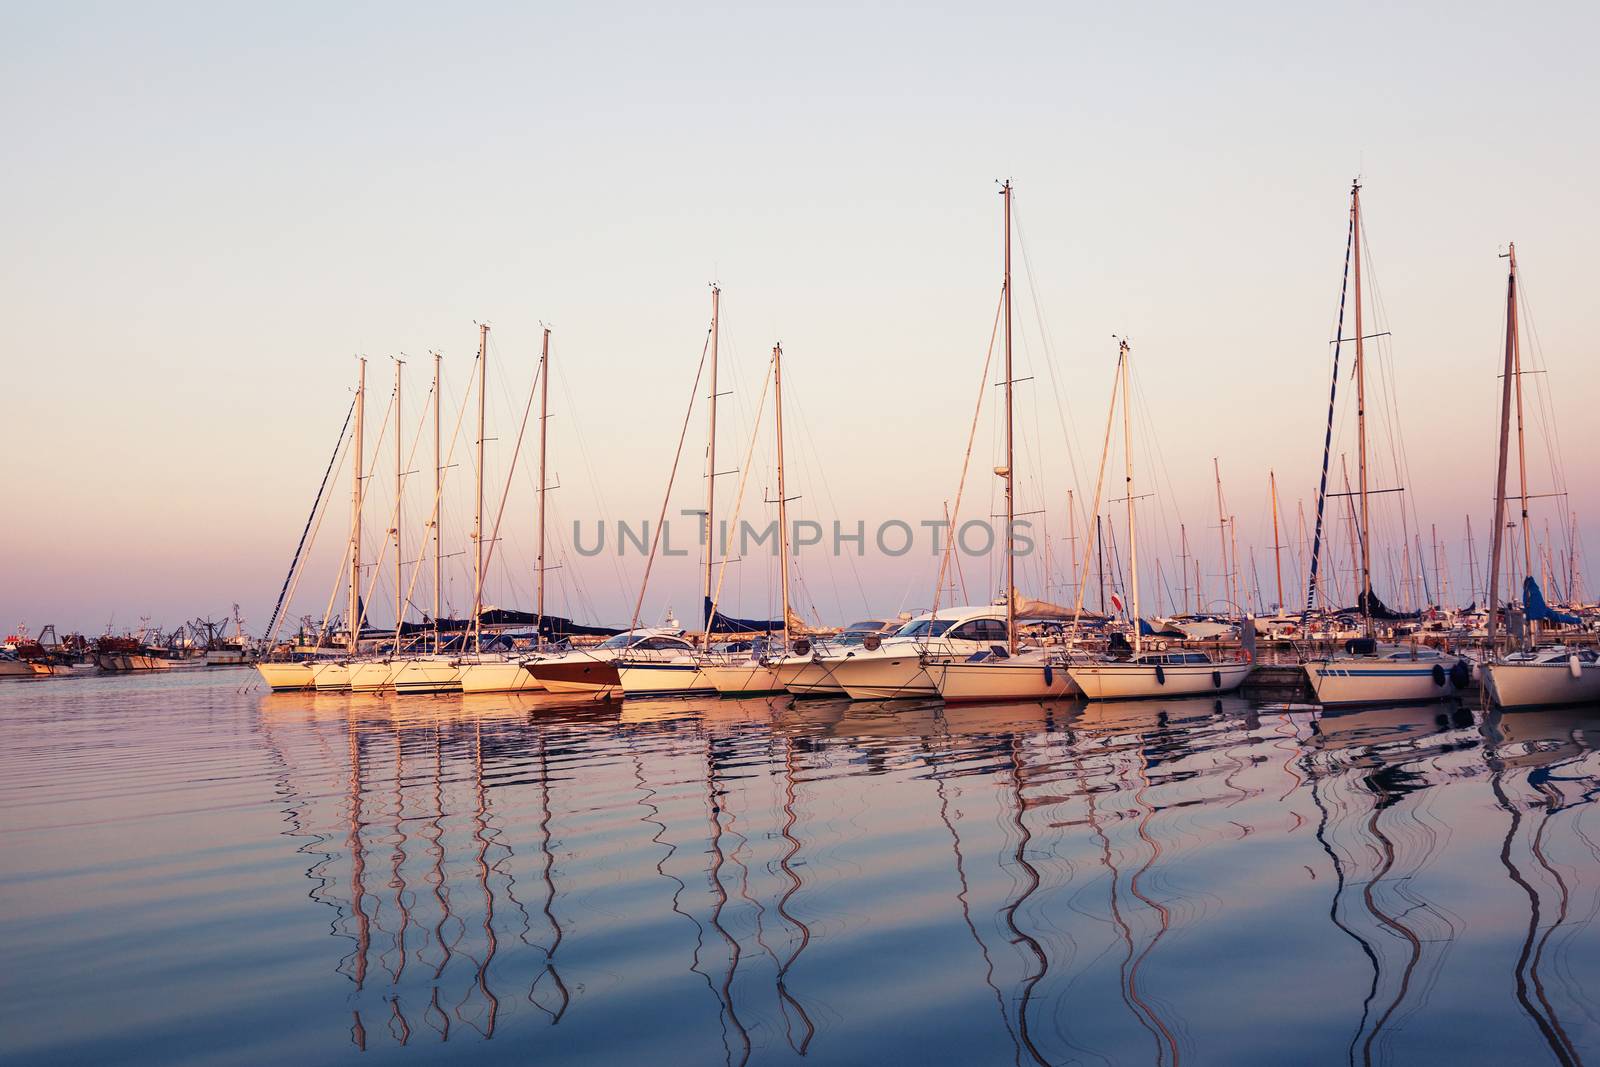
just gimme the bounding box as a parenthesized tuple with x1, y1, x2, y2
(3, 672, 1599, 1065)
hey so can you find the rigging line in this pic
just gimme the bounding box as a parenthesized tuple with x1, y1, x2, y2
(1070, 350, 1124, 634)
(350, 379, 402, 636)
(266, 397, 356, 645)
(708, 354, 775, 632)
(395, 355, 476, 634)
(387, 377, 439, 638)
(1011, 194, 1090, 525)
(478, 359, 545, 604)
(556, 359, 634, 615)
(932, 288, 1005, 616)
(1305, 206, 1357, 615)
(628, 328, 714, 632)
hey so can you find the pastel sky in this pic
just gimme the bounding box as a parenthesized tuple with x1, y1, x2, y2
(3, 2, 1596, 636)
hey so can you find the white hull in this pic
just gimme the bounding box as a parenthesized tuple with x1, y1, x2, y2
(1485, 661, 1600, 709)
(348, 660, 402, 693)
(830, 654, 936, 701)
(96, 652, 182, 672)
(702, 661, 788, 696)
(311, 661, 352, 691)
(932, 655, 1079, 703)
(458, 658, 545, 694)
(0, 660, 37, 678)
(617, 661, 715, 697)
(391, 657, 462, 695)
(785, 658, 848, 696)
(1070, 661, 1252, 701)
(257, 662, 316, 691)
(1304, 658, 1460, 706)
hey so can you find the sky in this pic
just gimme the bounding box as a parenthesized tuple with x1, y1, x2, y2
(3, 1, 1597, 636)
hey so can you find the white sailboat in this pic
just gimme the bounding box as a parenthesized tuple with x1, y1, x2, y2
(1481, 245, 1599, 708)
(458, 326, 555, 694)
(702, 342, 803, 697)
(392, 349, 463, 694)
(1065, 340, 1251, 701)
(1300, 182, 1465, 706)
(617, 287, 729, 699)
(928, 181, 1076, 704)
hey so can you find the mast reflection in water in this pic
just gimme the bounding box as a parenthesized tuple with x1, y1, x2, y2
(3, 673, 1600, 1064)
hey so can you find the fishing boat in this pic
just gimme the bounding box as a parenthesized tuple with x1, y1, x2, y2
(1480, 245, 1597, 708)
(1298, 181, 1464, 705)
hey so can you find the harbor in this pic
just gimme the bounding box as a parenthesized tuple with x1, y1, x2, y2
(8, 5, 1600, 1065)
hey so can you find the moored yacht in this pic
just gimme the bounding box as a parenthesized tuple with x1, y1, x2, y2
(825, 606, 1011, 701)
(1303, 640, 1467, 706)
(527, 628, 692, 698)
(1070, 650, 1253, 701)
(1484, 646, 1600, 709)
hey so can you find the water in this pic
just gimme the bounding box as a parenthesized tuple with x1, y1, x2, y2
(3, 672, 1599, 1066)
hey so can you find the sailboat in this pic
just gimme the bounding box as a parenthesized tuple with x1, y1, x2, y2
(458, 327, 554, 694)
(1480, 246, 1600, 708)
(615, 286, 732, 698)
(1065, 340, 1252, 701)
(929, 181, 1075, 703)
(1301, 181, 1466, 706)
(392, 333, 490, 696)
(308, 355, 369, 693)
(701, 342, 807, 696)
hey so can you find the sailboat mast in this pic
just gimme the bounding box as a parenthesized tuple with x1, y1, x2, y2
(1179, 523, 1191, 614)
(773, 343, 791, 650)
(1507, 245, 1533, 580)
(1352, 181, 1374, 634)
(1465, 515, 1478, 608)
(472, 323, 488, 654)
(1487, 246, 1518, 652)
(1213, 458, 1229, 611)
(1120, 341, 1140, 655)
(350, 357, 366, 653)
(432, 351, 442, 653)
(1269, 470, 1284, 611)
(1001, 180, 1016, 653)
(394, 358, 403, 635)
(704, 286, 720, 649)
(537, 326, 550, 632)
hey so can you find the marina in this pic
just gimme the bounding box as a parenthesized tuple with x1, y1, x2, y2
(8, 6, 1600, 1064)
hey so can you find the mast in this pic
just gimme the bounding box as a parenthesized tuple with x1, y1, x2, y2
(1269, 470, 1284, 611)
(1466, 515, 1479, 608)
(1508, 244, 1533, 582)
(1487, 245, 1518, 653)
(1213, 458, 1230, 612)
(1096, 515, 1106, 615)
(393, 358, 403, 636)
(1066, 489, 1079, 602)
(1352, 181, 1374, 635)
(773, 343, 792, 651)
(1229, 515, 1242, 616)
(703, 286, 720, 649)
(537, 326, 550, 633)
(1120, 340, 1139, 655)
(1001, 180, 1017, 653)
(1179, 523, 1191, 615)
(349, 357, 366, 653)
(472, 323, 488, 654)
(432, 351, 442, 654)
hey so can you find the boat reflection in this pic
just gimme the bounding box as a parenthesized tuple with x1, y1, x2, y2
(249, 689, 1600, 1060)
